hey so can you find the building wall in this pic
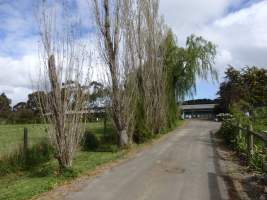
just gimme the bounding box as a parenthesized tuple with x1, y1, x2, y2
(182, 110, 215, 120)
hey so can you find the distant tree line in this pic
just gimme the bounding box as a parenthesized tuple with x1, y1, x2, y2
(0, 92, 43, 124)
(0, 81, 109, 125)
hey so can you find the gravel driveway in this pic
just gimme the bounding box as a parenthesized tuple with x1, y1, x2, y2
(56, 120, 229, 200)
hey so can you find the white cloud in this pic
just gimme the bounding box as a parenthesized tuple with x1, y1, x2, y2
(160, 0, 267, 98)
(201, 1, 267, 71)
(1, 0, 267, 104)
(160, 0, 267, 70)
(0, 53, 38, 104)
(159, 0, 232, 43)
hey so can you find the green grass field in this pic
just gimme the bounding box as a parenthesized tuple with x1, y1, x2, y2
(0, 122, 107, 156)
(0, 120, 183, 200)
(0, 121, 123, 200)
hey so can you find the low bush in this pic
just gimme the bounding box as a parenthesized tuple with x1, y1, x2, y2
(218, 119, 266, 171)
(25, 139, 54, 168)
(133, 120, 153, 144)
(0, 139, 54, 176)
(218, 119, 238, 145)
(29, 163, 55, 177)
(97, 144, 119, 153)
(249, 143, 266, 171)
(60, 167, 78, 179)
(81, 131, 100, 151)
(101, 129, 117, 145)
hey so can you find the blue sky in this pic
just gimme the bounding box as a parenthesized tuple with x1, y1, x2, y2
(0, 0, 267, 104)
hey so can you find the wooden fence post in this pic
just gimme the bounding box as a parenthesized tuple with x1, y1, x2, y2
(246, 125, 251, 163)
(246, 124, 254, 164)
(237, 121, 242, 152)
(23, 127, 28, 158)
(249, 124, 254, 155)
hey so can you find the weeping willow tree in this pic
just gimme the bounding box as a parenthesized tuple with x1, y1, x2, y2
(162, 30, 218, 128)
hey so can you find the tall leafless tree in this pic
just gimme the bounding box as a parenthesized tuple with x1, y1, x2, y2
(92, 0, 134, 146)
(92, 0, 168, 145)
(36, 0, 91, 169)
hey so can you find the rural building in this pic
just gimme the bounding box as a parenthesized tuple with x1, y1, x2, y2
(180, 104, 217, 119)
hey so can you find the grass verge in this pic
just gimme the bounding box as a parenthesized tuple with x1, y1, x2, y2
(0, 120, 184, 200)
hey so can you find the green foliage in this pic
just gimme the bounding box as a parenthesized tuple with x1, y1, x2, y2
(131, 75, 153, 143)
(30, 163, 55, 177)
(249, 143, 266, 171)
(229, 102, 251, 125)
(218, 80, 267, 170)
(25, 139, 54, 168)
(217, 66, 267, 113)
(174, 34, 217, 100)
(133, 128, 152, 144)
(60, 167, 78, 179)
(218, 118, 266, 171)
(0, 93, 12, 123)
(161, 30, 217, 129)
(253, 107, 267, 132)
(217, 118, 238, 145)
(0, 91, 44, 124)
(0, 139, 54, 176)
(81, 131, 100, 151)
(96, 144, 119, 153)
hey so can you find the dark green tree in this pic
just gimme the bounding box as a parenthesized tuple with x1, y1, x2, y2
(0, 93, 12, 121)
(216, 67, 244, 113)
(216, 66, 267, 114)
(12, 102, 35, 123)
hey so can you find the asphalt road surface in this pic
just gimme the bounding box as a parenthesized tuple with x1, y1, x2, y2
(66, 120, 229, 200)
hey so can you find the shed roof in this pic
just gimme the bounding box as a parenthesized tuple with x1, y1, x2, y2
(180, 104, 217, 110)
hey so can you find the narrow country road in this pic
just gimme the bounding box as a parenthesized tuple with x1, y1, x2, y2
(64, 120, 229, 200)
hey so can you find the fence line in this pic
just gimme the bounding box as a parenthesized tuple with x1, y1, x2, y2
(229, 121, 267, 172)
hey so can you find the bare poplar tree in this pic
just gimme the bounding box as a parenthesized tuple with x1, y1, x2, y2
(36, 1, 91, 169)
(92, 0, 133, 146)
(92, 0, 168, 145)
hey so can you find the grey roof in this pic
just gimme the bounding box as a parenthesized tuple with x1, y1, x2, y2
(180, 104, 217, 110)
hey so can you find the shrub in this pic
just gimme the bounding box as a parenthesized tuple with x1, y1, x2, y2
(249, 143, 266, 171)
(97, 144, 119, 153)
(101, 129, 117, 145)
(0, 139, 54, 176)
(218, 119, 266, 171)
(60, 167, 78, 179)
(30, 163, 54, 177)
(24, 139, 54, 168)
(81, 131, 100, 151)
(133, 128, 152, 144)
(218, 119, 238, 145)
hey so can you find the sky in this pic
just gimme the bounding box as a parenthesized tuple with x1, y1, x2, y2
(0, 0, 267, 105)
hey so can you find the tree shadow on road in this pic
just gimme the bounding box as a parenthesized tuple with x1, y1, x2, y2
(208, 131, 242, 200)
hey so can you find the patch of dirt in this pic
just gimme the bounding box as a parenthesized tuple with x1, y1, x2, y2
(213, 133, 267, 200)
